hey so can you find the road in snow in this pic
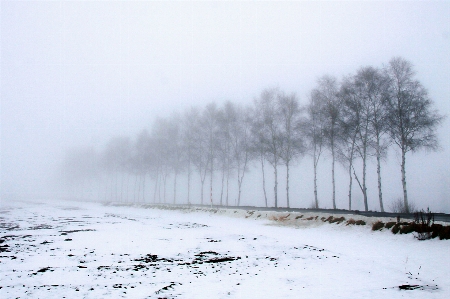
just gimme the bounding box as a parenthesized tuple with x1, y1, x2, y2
(1, 199, 448, 298)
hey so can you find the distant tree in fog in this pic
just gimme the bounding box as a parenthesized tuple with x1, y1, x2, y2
(190, 108, 210, 205)
(182, 107, 200, 205)
(278, 92, 305, 208)
(304, 91, 326, 209)
(363, 67, 391, 212)
(203, 103, 221, 206)
(384, 57, 445, 213)
(151, 117, 172, 203)
(229, 104, 254, 206)
(133, 130, 153, 203)
(312, 76, 341, 209)
(337, 78, 360, 210)
(62, 56, 445, 213)
(166, 113, 185, 204)
(217, 102, 235, 206)
(250, 104, 269, 207)
(253, 88, 284, 208)
(101, 136, 132, 202)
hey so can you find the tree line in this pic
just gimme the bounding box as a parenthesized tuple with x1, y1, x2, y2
(62, 57, 444, 213)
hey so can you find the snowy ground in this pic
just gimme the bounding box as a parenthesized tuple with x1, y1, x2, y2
(1, 199, 448, 299)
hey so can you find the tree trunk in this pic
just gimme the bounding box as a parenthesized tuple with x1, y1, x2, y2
(274, 163, 278, 208)
(200, 171, 206, 205)
(261, 154, 268, 207)
(313, 150, 319, 209)
(348, 161, 353, 210)
(286, 161, 290, 208)
(401, 146, 409, 213)
(220, 167, 225, 206)
(210, 170, 213, 208)
(200, 179, 205, 205)
(362, 145, 368, 212)
(237, 171, 242, 207)
(153, 171, 159, 203)
(331, 136, 336, 209)
(376, 136, 384, 212)
(226, 164, 230, 206)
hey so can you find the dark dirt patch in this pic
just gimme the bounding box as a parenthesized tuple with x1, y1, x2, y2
(29, 224, 53, 230)
(0, 222, 20, 230)
(398, 284, 439, 290)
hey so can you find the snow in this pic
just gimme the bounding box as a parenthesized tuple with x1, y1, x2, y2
(1, 199, 448, 298)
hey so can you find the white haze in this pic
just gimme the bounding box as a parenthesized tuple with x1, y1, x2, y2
(1, 1, 449, 211)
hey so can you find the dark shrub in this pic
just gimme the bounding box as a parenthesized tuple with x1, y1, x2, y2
(330, 217, 345, 224)
(399, 223, 415, 234)
(324, 216, 334, 222)
(346, 219, 356, 225)
(439, 226, 450, 240)
(392, 224, 400, 234)
(413, 208, 435, 240)
(355, 220, 366, 225)
(430, 224, 443, 239)
(385, 222, 396, 229)
(372, 221, 385, 231)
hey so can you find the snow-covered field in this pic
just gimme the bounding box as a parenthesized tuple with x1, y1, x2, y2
(1, 199, 448, 299)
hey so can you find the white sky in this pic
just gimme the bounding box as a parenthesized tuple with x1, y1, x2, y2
(1, 1, 449, 210)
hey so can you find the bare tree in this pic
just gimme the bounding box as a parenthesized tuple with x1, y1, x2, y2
(384, 57, 444, 213)
(165, 113, 185, 204)
(134, 130, 154, 203)
(253, 88, 284, 208)
(363, 67, 391, 212)
(337, 79, 360, 210)
(191, 109, 210, 205)
(313, 76, 341, 209)
(217, 102, 234, 206)
(250, 106, 269, 207)
(304, 92, 326, 209)
(278, 92, 305, 208)
(229, 104, 254, 206)
(182, 107, 200, 205)
(203, 103, 221, 207)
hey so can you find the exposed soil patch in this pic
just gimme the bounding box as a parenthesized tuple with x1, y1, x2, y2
(398, 284, 439, 291)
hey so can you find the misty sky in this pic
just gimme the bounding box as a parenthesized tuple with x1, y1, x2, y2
(1, 1, 449, 210)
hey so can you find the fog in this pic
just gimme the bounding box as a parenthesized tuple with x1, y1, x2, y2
(1, 1, 449, 212)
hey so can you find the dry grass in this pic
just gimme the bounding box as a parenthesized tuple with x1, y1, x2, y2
(372, 221, 385, 231)
(270, 214, 291, 222)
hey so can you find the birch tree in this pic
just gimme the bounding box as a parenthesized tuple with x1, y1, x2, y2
(304, 92, 326, 209)
(203, 103, 221, 207)
(278, 92, 305, 208)
(313, 76, 341, 209)
(253, 88, 284, 208)
(182, 107, 200, 205)
(384, 57, 444, 213)
(229, 104, 254, 206)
